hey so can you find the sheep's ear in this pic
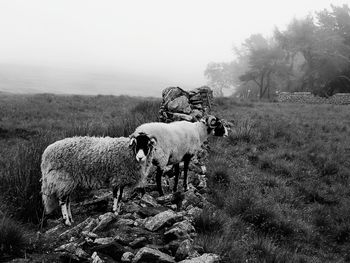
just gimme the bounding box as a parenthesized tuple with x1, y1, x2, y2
(129, 137, 136, 147)
(149, 137, 157, 147)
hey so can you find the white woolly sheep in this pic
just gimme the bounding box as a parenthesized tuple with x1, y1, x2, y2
(129, 115, 228, 195)
(41, 136, 152, 226)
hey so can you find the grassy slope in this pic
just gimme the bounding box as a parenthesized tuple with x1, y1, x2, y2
(197, 98, 350, 262)
(0, 94, 349, 262)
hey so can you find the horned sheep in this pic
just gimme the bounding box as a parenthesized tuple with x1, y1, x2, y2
(129, 115, 228, 195)
(41, 136, 152, 226)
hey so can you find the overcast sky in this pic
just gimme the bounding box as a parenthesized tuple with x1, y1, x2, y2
(0, 0, 347, 93)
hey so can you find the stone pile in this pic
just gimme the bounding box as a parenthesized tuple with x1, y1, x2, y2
(36, 172, 219, 263)
(159, 86, 213, 123)
(278, 92, 350, 105)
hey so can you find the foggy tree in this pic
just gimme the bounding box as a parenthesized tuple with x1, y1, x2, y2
(205, 4, 350, 98)
(204, 61, 245, 96)
(238, 34, 287, 99)
(275, 6, 350, 95)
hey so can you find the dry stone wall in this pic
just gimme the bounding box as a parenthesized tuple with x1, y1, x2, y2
(278, 92, 350, 105)
(159, 86, 213, 123)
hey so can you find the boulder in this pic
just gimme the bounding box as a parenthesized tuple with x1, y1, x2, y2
(138, 206, 169, 217)
(172, 113, 193, 122)
(93, 237, 115, 245)
(91, 252, 105, 263)
(140, 193, 160, 207)
(186, 207, 203, 222)
(121, 251, 135, 262)
(130, 237, 148, 248)
(162, 87, 188, 105)
(54, 242, 89, 261)
(144, 210, 182, 231)
(92, 212, 116, 232)
(175, 239, 197, 261)
(132, 247, 175, 263)
(168, 96, 191, 114)
(164, 220, 195, 241)
(178, 253, 220, 263)
(59, 217, 94, 239)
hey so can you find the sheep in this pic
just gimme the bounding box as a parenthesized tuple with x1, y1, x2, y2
(129, 115, 228, 196)
(41, 136, 153, 226)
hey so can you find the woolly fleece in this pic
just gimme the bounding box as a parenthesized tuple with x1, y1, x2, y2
(131, 121, 209, 169)
(41, 136, 145, 214)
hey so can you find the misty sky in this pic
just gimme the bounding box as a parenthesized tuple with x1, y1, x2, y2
(0, 0, 347, 94)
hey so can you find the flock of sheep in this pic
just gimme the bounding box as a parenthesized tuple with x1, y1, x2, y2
(41, 115, 229, 226)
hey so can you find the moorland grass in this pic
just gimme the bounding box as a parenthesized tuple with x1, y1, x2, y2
(0, 94, 160, 224)
(0, 95, 349, 262)
(196, 99, 350, 262)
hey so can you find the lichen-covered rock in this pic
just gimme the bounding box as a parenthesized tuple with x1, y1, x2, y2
(162, 87, 188, 105)
(182, 190, 203, 210)
(54, 242, 89, 260)
(172, 113, 193, 122)
(164, 220, 195, 241)
(144, 210, 182, 231)
(82, 231, 98, 239)
(178, 253, 220, 263)
(92, 212, 116, 232)
(121, 251, 135, 262)
(186, 207, 203, 222)
(175, 239, 197, 261)
(138, 206, 169, 217)
(93, 237, 115, 245)
(59, 217, 94, 239)
(130, 237, 148, 248)
(115, 218, 135, 227)
(168, 96, 191, 114)
(141, 193, 160, 207)
(132, 247, 175, 263)
(91, 252, 105, 263)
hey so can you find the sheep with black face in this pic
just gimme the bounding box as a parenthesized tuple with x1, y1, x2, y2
(41, 136, 152, 226)
(129, 115, 228, 195)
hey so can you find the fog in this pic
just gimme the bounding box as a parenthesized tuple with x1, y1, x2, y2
(0, 0, 346, 96)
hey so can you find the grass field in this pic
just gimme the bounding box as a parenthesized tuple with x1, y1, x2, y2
(0, 94, 349, 262)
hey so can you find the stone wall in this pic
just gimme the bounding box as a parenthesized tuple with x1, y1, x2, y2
(159, 86, 213, 123)
(278, 92, 350, 105)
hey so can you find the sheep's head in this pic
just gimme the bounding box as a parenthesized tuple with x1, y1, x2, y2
(129, 132, 157, 163)
(129, 132, 156, 178)
(205, 115, 229, 137)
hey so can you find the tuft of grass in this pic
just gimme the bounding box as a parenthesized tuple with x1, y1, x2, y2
(229, 119, 255, 144)
(0, 215, 27, 257)
(0, 133, 56, 224)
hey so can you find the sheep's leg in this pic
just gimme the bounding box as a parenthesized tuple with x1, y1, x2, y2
(59, 196, 72, 226)
(67, 196, 74, 223)
(183, 154, 192, 192)
(156, 167, 164, 196)
(113, 186, 124, 215)
(173, 163, 180, 192)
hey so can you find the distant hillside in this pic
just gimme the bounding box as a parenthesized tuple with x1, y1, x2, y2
(0, 64, 169, 97)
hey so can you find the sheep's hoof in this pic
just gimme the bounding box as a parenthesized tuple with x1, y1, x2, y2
(64, 220, 72, 226)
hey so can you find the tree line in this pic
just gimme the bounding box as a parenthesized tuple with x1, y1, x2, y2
(205, 4, 350, 99)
